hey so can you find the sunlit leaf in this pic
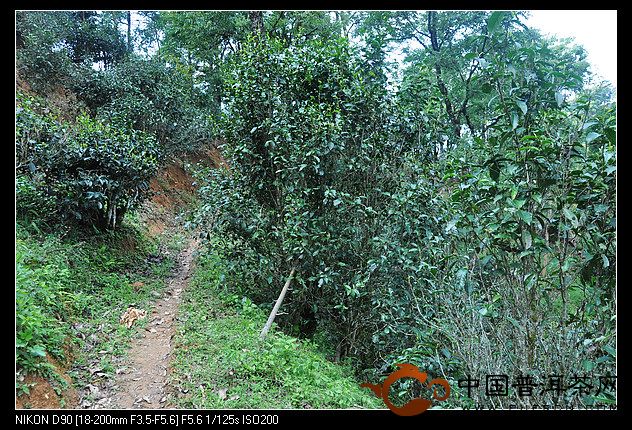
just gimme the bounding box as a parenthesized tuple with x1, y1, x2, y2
(511, 112, 518, 130)
(487, 11, 505, 33)
(586, 132, 601, 144)
(518, 210, 533, 225)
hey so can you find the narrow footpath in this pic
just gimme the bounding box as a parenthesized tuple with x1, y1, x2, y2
(109, 238, 198, 409)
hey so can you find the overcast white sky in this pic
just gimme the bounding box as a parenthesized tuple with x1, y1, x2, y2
(526, 10, 617, 87)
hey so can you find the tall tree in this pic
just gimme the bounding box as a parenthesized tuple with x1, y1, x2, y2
(127, 11, 132, 53)
(249, 11, 264, 35)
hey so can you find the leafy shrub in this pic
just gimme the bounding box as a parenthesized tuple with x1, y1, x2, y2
(69, 58, 214, 155)
(16, 12, 74, 92)
(16, 91, 161, 230)
(379, 28, 616, 406)
(16, 11, 128, 92)
(429, 92, 617, 406)
(200, 36, 407, 365)
(17, 11, 211, 158)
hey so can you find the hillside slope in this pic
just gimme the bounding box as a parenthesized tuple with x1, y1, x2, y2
(17, 147, 379, 409)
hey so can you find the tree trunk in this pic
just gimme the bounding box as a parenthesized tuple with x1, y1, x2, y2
(249, 11, 265, 36)
(428, 11, 461, 139)
(260, 267, 296, 340)
(127, 11, 132, 53)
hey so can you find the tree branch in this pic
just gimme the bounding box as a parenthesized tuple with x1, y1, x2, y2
(260, 267, 297, 340)
(428, 11, 460, 138)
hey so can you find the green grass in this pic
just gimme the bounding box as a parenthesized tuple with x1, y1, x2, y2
(15, 216, 180, 399)
(170, 244, 382, 409)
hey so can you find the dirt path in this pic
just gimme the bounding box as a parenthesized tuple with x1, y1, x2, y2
(110, 237, 199, 409)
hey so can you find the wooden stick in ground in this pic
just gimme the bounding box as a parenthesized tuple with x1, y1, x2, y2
(260, 266, 296, 340)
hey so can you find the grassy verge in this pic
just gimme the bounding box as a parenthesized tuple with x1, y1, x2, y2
(169, 240, 382, 409)
(15, 214, 180, 407)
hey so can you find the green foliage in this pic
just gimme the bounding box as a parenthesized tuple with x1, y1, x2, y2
(15, 220, 175, 393)
(264, 11, 348, 46)
(16, 12, 74, 91)
(157, 11, 250, 110)
(16, 234, 73, 375)
(64, 11, 128, 66)
(16, 11, 127, 92)
(16, 92, 161, 230)
(15, 10, 616, 409)
(389, 29, 615, 406)
(200, 36, 408, 365)
(69, 57, 213, 153)
(17, 11, 211, 158)
(170, 241, 381, 409)
(156, 11, 348, 111)
(193, 12, 615, 409)
(394, 10, 590, 155)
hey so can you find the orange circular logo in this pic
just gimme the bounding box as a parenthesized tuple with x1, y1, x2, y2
(361, 363, 450, 416)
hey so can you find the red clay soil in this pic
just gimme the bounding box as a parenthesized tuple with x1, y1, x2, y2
(150, 145, 226, 208)
(15, 139, 224, 409)
(16, 75, 83, 121)
(16, 355, 79, 409)
(184, 143, 230, 170)
(149, 164, 194, 209)
(46, 85, 83, 121)
(144, 144, 226, 237)
(16, 75, 32, 94)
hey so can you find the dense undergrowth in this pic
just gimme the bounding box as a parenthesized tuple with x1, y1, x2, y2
(169, 238, 381, 409)
(16, 216, 176, 403)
